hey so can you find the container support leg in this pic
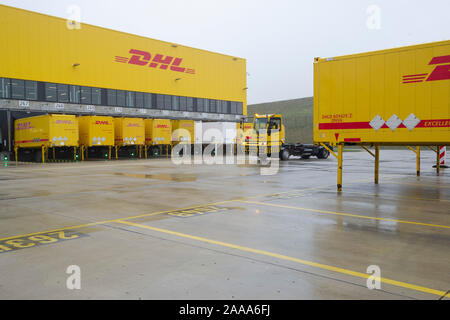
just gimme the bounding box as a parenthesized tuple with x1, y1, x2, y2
(145, 145, 148, 159)
(417, 146, 421, 176)
(74, 147, 77, 161)
(337, 144, 343, 192)
(81, 146, 84, 161)
(374, 145, 380, 184)
(436, 145, 440, 175)
(41, 146, 45, 164)
(108, 146, 112, 160)
(115, 146, 119, 160)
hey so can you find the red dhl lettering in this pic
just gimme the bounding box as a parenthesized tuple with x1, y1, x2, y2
(16, 122, 34, 130)
(95, 121, 110, 125)
(114, 49, 196, 75)
(55, 120, 73, 124)
(127, 123, 142, 127)
(156, 124, 168, 128)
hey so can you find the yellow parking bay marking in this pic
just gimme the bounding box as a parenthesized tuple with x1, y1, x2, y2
(116, 220, 447, 298)
(241, 200, 450, 230)
(0, 200, 235, 242)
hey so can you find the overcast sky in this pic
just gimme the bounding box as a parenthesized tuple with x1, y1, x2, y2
(1, 0, 449, 104)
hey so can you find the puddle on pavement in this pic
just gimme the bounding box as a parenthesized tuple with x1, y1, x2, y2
(113, 172, 197, 182)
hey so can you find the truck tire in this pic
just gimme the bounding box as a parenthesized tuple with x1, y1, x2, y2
(280, 149, 290, 161)
(317, 148, 330, 159)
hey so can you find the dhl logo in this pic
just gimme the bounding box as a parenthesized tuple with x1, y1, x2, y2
(182, 123, 193, 127)
(115, 49, 195, 74)
(127, 123, 142, 127)
(156, 124, 169, 128)
(95, 121, 111, 125)
(16, 122, 34, 130)
(402, 55, 450, 83)
(55, 120, 73, 124)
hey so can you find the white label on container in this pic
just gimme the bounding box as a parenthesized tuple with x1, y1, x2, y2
(19, 100, 30, 108)
(386, 114, 402, 131)
(403, 113, 421, 131)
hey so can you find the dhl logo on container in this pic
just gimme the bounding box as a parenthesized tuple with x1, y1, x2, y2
(402, 55, 450, 83)
(115, 49, 195, 75)
(95, 121, 111, 125)
(16, 122, 34, 130)
(55, 120, 73, 124)
(156, 124, 169, 128)
(127, 123, 142, 127)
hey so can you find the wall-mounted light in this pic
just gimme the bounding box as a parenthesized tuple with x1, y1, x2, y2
(73, 63, 80, 67)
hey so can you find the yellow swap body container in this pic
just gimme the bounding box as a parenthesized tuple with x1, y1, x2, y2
(172, 120, 195, 143)
(114, 118, 145, 146)
(314, 40, 450, 146)
(145, 119, 172, 145)
(15, 114, 79, 148)
(78, 116, 115, 147)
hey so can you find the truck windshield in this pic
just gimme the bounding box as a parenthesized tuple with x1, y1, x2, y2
(254, 118, 268, 132)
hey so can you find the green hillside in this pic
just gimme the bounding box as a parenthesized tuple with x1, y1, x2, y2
(247, 97, 314, 143)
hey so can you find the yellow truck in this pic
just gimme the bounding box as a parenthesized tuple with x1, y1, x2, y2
(145, 119, 172, 157)
(14, 114, 79, 162)
(172, 120, 195, 144)
(78, 116, 115, 159)
(114, 117, 145, 158)
(245, 114, 330, 160)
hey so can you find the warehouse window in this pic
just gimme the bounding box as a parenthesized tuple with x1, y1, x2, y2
(237, 102, 243, 115)
(144, 93, 152, 108)
(0, 78, 11, 99)
(92, 88, 101, 105)
(57, 84, 69, 103)
(225, 101, 231, 114)
(126, 91, 134, 107)
(156, 94, 164, 109)
(230, 101, 237, 114)
(135, 92, 144, 108)
(163, 95, 171, 110)
(25, 81, 37, 100)
(196, 98, 204, 113)
(116, 90, 126, 106)
(179, 96, 187, 111)
(187, 97, 194, 112)
(209, 99, 216, 113)
(70, 86, 80, 104)
(80, 87, 91, 104)
(172, 96, 179, 111)
(107, 89, 116, 106)
(11, 79, 25, 99)
(45, 83, 57, 102)
(217, 100, 223, 113)
(204, 99, 209, 113)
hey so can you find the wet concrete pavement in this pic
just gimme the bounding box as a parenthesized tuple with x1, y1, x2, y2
(0, 149, 449, 299)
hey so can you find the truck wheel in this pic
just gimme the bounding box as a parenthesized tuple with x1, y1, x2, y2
(280, 149, 290, 161)
(317, 149, 330, 159)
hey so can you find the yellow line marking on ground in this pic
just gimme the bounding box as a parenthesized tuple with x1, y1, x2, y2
(240, 200, 450, 230)
(340, 190, 450, 203)
(0, 200, 235, 242)
(116, 220, 447, 297)
(386, 181, 450, 189)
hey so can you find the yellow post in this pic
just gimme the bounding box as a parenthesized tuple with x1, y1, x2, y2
(375, 145, 379, 184)
(74, 147, 77, 161)
(436, 145, 440, 175)
(115, 146, 118, 160)
(337, 144, 343, 192)
(416, 146, 420, 176)
(81, 145, 84, 161)
(109, 146, 112, 160)
(85, 146, 88, 160)
(145, 145, 148, 159)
